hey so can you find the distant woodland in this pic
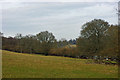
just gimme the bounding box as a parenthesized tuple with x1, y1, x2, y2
(1, 19, 119, 63)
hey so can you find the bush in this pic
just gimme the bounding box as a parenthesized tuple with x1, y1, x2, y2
(49, 47, 78, 58)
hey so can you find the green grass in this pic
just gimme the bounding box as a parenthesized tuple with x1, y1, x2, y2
(64, 44, 76, 48)
(2, 50, 118, 78)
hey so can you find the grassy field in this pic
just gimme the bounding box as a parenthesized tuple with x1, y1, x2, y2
(2, 50, 118, 78)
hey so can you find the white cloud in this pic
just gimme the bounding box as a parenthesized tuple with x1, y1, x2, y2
(2, 2, 118, 40)
(0, 0, 119, 2)
(0, 0, 119, 9)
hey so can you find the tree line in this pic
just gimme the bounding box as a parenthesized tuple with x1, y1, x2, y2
(2, 19, 119, 62)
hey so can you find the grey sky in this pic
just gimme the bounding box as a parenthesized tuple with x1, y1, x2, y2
(1, 1, 118, 40)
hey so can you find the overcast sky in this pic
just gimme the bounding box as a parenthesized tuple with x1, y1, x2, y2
(0, 0, 118, 40)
